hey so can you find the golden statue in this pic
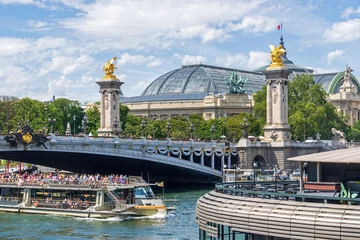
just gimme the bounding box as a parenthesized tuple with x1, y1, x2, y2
(103, 57, 117, 79)
(22, 132, 32, 144)
(268, 44, 286, 68)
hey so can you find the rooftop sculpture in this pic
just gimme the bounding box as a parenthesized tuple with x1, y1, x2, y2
(102, 57, 117, 79)
(268, 44, 286, 68)
(344, 66, 353, 83)
(225, 71, 248, 94)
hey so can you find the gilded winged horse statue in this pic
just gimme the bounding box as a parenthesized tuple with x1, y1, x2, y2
(103, 57, 117, 79)
(268, 45, 286, 68)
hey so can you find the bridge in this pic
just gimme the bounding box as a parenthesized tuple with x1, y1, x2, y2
(0, 135, 238, 184)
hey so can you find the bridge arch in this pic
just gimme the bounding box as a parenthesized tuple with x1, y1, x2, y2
(252, 155, 266, 169)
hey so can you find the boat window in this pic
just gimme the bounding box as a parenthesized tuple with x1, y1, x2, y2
(135, 187, 155, 198)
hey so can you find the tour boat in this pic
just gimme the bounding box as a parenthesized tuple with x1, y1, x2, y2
(0, 175, 171, 218)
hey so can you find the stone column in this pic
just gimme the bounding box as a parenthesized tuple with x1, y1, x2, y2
(262, 68, 291, 142)
(227, 155, 231, 169)
(96, 78, 124, 137)
(221, 155, 225, 170)
(266, 80, 272, 125)
(211, 153, 215, 169)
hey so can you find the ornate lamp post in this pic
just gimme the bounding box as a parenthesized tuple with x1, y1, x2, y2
(241, 117, 248, 139)
(189, 123, 195, 139)
(211, 124, 216, 140)
(73, 115, 76, 136)
(221, 119, 226, 141)
(44, 104, 48, 117)
(140, 119, 146, 138)
(166, 120, 172, 138)
(48, 118, 56, 134)
(112, 117, 121, 137)
(151, 114, 157, 138)
(81, 114, 88, 135)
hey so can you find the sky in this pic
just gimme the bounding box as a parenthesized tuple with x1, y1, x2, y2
(0, 0, 359, 103)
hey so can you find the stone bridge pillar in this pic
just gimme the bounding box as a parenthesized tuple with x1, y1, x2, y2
(262, 68, 291, 142)
(96, 77, 123, 136)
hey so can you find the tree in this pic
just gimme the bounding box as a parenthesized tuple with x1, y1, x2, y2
(120, 104, 130, 131)
(13, 98, 47, 132)
(124, 115, 142, 137)
(47, 98, 83, 134)
(253, 74, 349, 141)
(0, 96, 18, 133)
(86, 106, 100, 136)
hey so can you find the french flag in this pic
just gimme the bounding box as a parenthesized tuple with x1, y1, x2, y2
(277, 23, 282, 30)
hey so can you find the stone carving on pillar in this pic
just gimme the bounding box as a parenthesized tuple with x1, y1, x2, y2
(270, 130, 278, 141)
(105, 95, 109, 110)
(272, 87, 278, 104)
(97, 57, 124, 137)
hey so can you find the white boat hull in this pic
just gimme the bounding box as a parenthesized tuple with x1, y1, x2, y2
(0, 205, 126, 218)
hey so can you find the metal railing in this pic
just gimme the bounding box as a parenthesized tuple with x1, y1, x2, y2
(0, 178, 139, 190)
(216, 181, 360, 205)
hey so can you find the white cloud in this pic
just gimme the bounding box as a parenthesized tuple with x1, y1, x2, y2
(326, 50, 345, 64)
(248, 51, 269, 69)
(227, 16, 278, 33)
(216, 54, 247, 68)
(117, 73, 128, 82)
(28, 20, 48, 28)
(172, 25, 233, 43)
(38, 54, 94, 76)
(324, 19, 360, 42)
(117, 53, 163, 68)
(201, 28, 232, 43)
(0, 37, 67, 57)
(147, 59, 163, 68)
(311, 67, 340, 74)
(47, 75, 98, 101)
(0, 0, 47, 8)
(57, 0, 269, 49)
(0, 38, 31, 56)
(182, 55, 207, 65)
(341, 6, 360, 19)
(216, 51, 268, 69)
(0, 0, 35, 4)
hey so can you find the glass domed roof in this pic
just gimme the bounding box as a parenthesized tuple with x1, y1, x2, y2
(141, 64, 264, 96)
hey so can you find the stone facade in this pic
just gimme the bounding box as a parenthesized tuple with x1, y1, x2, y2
(123, 93, 253, 120)
(328, 69, 360, 126)
(96, 78, 123, 136)
(237, 139, 322, 170)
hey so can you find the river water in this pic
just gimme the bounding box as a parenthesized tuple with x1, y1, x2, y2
(0, 188, 211, 240)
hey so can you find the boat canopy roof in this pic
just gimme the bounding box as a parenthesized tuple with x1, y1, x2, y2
(288, 148, 360, 163)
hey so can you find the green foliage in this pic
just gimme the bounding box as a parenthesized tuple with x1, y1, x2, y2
(120, 104, 130, 131)
(86, 107, 100, 136)
(13, 98, 46, 132)
(253, 74, 349, 141)
(0, 96, 19, 133)
(288, 75, 348, 141)
(0, 96, 86, 135)
(46, 98, 83, 134)
(253, 85, 267, 135)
